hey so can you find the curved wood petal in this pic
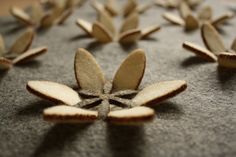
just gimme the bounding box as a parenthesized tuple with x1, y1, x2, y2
(107, 106, 155, 125)
(92, 22, 113, 43)
(104, 0, 119, 16)
(31, 2, 45, 25)
(97, 9, 116, 35)
(197, 5, 212, 21)
(74, 48, 105, 92)
(112, 49, 146, 92)
(185, 14, 199, 31)
(179, 1, 191, 19)
(118, 29, 141, 43)
(183, 41, 217, 62)
(0, 57, 12, 70)
(0, 35, 6, 56)
(9, 29, 35, 55)
(201, 23, 225, 55)
(57, 9, 73, 25)
(120, 12, 139, 33)
(132, 80, 187, 106)
(123, 0, 137, 17)
(12, 46, 47, 64)
(141, 25, 161, 39)
(27, 81, 81, 106)
(137, 3, 152, 14)
(212, 12, 235, 27)
(44, 105, 98, 123)
(76, 19, 93, 36)
(162, 13, 185, 26)
(9, 6, 33, 25)
(218, 52, 236, 68)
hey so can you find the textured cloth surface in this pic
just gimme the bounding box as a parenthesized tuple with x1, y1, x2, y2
(0, 0, 235, 157)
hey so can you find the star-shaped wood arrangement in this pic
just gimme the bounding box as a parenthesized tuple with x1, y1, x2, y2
(76, 4, 161, 44)
(26, 48, 187, 125)
(91, 0, 153, 17)
(162, 1, 235, 31)
(0, 29, 47, 70)
(10, 0, 83, 30)
(155, 0, 203, 9)
(183, 23, 236, 68)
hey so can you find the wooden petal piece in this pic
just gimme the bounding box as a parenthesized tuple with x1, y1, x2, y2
(43, 105, 98, 123)
(113, 49, 146, 92)
(9, 29, 35, 54)
(201, 23, 225, 55)
(120, 12, 139, 33)
(31, 2, 45, 25)
(185, 14, 199, 31)
(198, 5, 212, 21)
(0, 57, 12, 70)
(27, 81, 81, 105)
(92, 22, 113, 43)
(231, 38, 236, 52)
(212, 12, 235, 27)
(0, 35, 6, 56)
(97, 9, 116, 35)
(57, 9, 73, 25)
(183, 41, 217, 62)
(107, 107, 155, 125)
(9, 6, 33, 25)
(137, 3, 152, 14)
(162, 13, 185, 26)
(218, 52, 236, 68)
(104, 0, 119, 16)
(132, 80, 187, 106)
(141, 25, 161, 39)
(76, 19, 93, 36)
(118, 29, 141, 43)
(13, 46, 47, 64)
(179, 1, 191, 19)
(74, 48, 105, 92)
(123, 0, 137, 17)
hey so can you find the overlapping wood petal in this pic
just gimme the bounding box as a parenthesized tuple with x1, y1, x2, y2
(0, 58, 12, 70)
(162, 13, 185, 26)
(10, 6, 33, 25)
(132, 80, 187, 106)
(201, 23, 226, 55)
(120, 12, 139, 33)
(92, 22, 113, 43)
(113, 49, 146, 92)
(118, 29, 141, 43)
(27, 81, 81, 106)
(141, 25, 161, 39)
(44, 105, 98, 123)
(97, 9, 116, 35)
(218, 53, 236, 68)
(76, 19, 93, 36)
(107, 107, 155, 124)
(197, 5, 212, 21)
(74, 48, 105, 92)
(9, 29, 35, 55)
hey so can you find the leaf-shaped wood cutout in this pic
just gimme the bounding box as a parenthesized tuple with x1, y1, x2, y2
(120, 12, 139, 33)
(0, 57, 12, 70)
(104, 0, 119, 16)
(162, 13, 185, 26)
(113, 49, 145, 92)
(27, 81, 81, 105)
(12, 46, 47, 64)
(197, 5, 212, 21)
(231, 38, 236, 52)
(107, 106, 155, 125)
(183, 41, 217, 62)
(92, 22, 113, 43)
(141, 25, 161, 39)
(179, 1, 192, 19)
(57, 9, 73, 25)
(9, 6, 33, 25)
(185, 14, 199, 31)
(218, 52, 236, 68)
(43, 105, 98, 123)
(91, 0, 105, 13)
(133, 80, 187, 106)
(118, 29, 141, 43)
(123, 0, 137, 17)
(74, 48, 105, 92)
(97, 9, 116, 35)
(31, 2, 45, 25)
(9, 29, 34, 55)
(76, 19, 93, 36)
(137, 3, 152, 14)
(212, 12, 235, 27)
(201, 23, 225, 55)
(0, 35, 6, 56)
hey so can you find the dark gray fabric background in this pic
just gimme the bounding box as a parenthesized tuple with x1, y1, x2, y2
(0, 0, 235, 157)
